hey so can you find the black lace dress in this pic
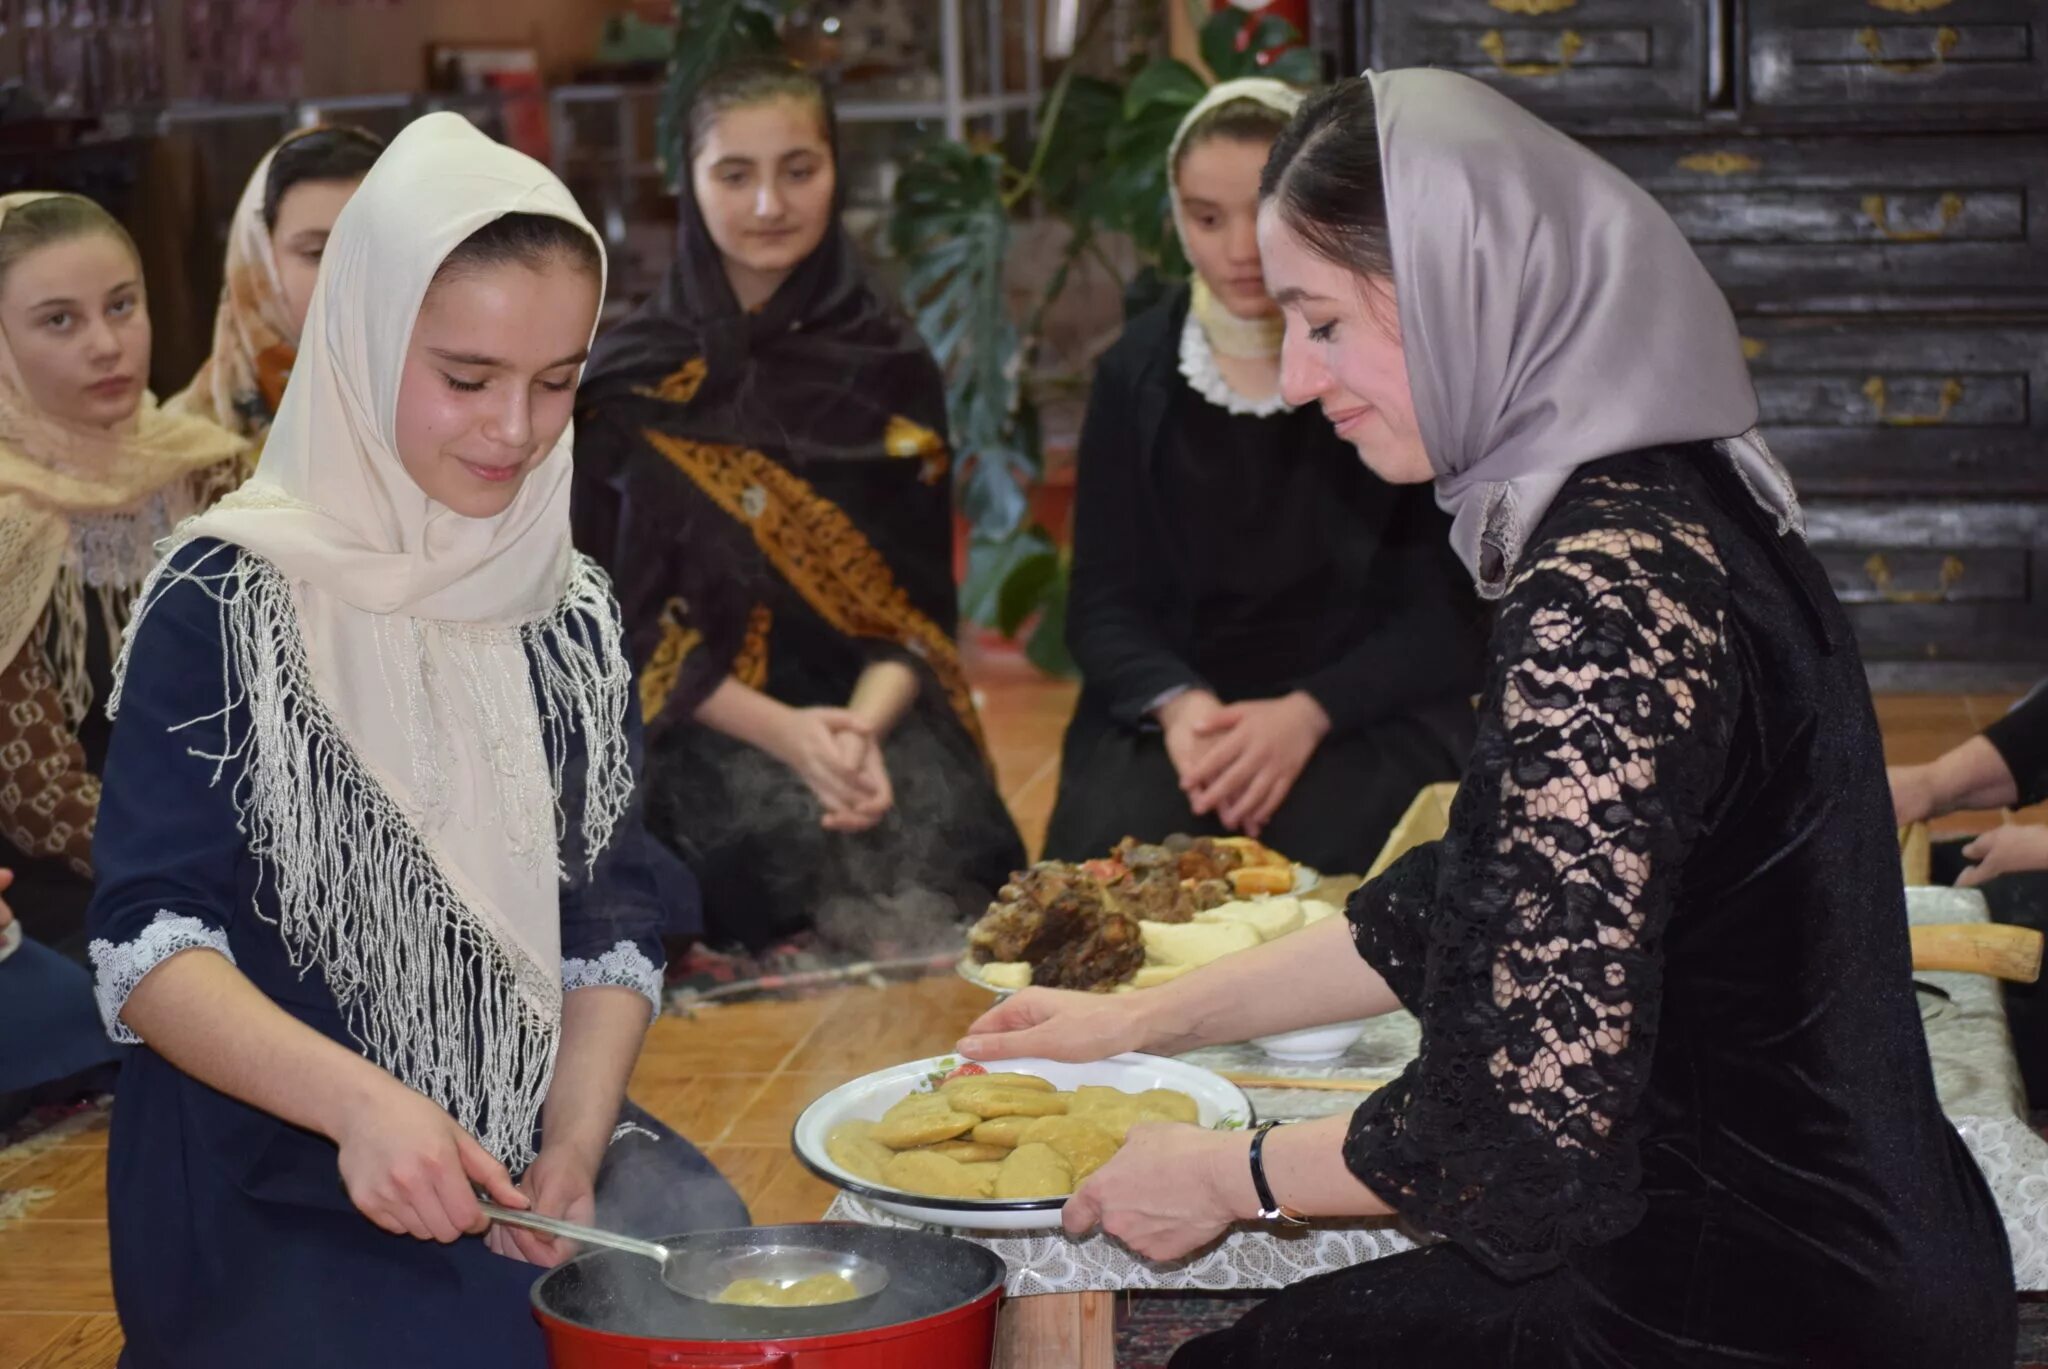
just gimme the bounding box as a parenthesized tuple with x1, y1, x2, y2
(1175, 447, 2014, 1368)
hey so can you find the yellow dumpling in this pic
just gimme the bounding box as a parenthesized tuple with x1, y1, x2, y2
(947, 1083, 1070, 1119)
(882, 1149, 998, 1199)
(926, 1139, 1014, 1163)
(972, 1116, 1036, 1148)
(993, 1142, 1075, 1199)
(871, 1093, 980, 1149)
(825, 1121, 896, 1181)
(939, 1071, 1057, 1096)
(1136, 1088, 1200, 1124)
(1018, 1114, 1120, 1180)
(716, 1273, 862, 1307)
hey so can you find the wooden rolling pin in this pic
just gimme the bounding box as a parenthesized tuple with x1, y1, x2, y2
(1221, 1074, 1388, 1094)
(1911, 923, 2043, 983)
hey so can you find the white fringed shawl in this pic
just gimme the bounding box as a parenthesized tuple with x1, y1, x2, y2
(112, 114, 626, 1166)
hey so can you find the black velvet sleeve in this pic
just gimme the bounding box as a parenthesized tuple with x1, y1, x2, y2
(1982, 681, 2048, 810)
(1063, 359, 1204, 727)
(1342, 472, 1737, 1280)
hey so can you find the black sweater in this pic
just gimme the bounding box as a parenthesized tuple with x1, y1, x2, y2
(1063, 286, 1482, 737)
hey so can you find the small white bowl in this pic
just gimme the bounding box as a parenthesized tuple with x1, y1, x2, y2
(1251, 1020, 1368, 1063)
(791, 1053, 1253, 1231)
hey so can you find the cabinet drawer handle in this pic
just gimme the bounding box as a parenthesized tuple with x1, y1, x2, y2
(1856, 24, 1959, 73)
(1863, 552, 1964, 605)
(1862, 375, 1964, 426)
(1479, 28, 1583, 76)
(1489, 0, 1576, 12)
(1677, 151, 1760, 176)
(1867, 0, 1953, 13)
(1862, 192, 1965, 242)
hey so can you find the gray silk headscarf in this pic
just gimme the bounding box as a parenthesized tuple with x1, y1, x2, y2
(1365, 68, 1802, 597)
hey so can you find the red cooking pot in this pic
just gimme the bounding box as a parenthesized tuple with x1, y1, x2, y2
(532, 1223, 1006, 1368)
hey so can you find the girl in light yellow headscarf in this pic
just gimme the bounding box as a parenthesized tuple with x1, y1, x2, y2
(0, 192, 243, 963)
(168, 124, 384, 454)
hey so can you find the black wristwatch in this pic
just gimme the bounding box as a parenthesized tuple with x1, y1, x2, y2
(1248, 1121, 1310, 1226)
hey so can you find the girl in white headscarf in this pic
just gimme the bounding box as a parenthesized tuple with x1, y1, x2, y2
(85, 113, 745, 1369)
(964, 73, 2012, 1367)
(1043, 77, 1480, 877)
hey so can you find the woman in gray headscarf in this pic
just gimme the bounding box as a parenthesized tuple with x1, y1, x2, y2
(959, 73, 2013, 1366)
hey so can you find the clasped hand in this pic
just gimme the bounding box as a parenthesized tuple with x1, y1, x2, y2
(1164, 691, 1330, 837)
(771, 706, 893, 832)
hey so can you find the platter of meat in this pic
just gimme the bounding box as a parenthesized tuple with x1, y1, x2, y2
(958, 835, 1326, 995)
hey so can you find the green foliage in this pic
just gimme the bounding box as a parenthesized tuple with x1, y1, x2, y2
(891, 140, 1032, 542)
(659, 0, 786, 180)
(887, 5, 1312, 674)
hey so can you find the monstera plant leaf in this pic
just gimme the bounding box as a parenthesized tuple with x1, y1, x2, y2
(1032, 75, 1123, 220)
(1200, 10, 1318, 84)
(659, 0, 785, 179)
(961, 525, 1074, 677)
(881, 2, 1314, 675)
(891, 138, 1035, 542)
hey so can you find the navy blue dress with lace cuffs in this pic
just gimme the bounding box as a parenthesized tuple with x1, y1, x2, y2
(84, 538, 746, 1369)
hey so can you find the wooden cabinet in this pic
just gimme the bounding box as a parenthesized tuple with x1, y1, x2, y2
(1600, 134, 2048, 313)
(1738, 319, 2048, 498)
(1744, 0, 2048, 120)
(1319, 0, 2048, 689)
(1369, 0, 1713, 117)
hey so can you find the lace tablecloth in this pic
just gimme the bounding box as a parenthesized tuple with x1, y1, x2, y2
(828, 886, 2046, 1292)
(1912, 886, 2048, 1288)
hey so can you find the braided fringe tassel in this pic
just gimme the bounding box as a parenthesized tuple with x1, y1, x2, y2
(112, 545, 634, 1168)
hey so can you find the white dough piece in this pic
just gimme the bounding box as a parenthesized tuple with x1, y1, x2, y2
(980, 961, 1033, 990)
(1298, 899, 1340, 926)
(1140, 918, 1260, 966)
(1131, 963, 1194, 989)
(1195, 897, 1303, 941)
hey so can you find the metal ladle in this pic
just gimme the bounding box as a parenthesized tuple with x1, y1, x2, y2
(478, 1203, 889, 1306)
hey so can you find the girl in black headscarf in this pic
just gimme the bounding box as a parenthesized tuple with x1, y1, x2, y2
(575, 57, 1023, 962)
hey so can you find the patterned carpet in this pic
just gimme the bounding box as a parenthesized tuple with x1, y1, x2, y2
(1112, 1292, 2048, 1366)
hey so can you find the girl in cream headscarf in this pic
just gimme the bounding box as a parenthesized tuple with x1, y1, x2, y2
(86, 113, 744, 1369)
(167, 124, 384, 457)
(1041, 76, 1481, 877)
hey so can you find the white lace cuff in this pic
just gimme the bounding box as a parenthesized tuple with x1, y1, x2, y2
(88, 910, 236, 1044)
(562, 939, 663, 1020)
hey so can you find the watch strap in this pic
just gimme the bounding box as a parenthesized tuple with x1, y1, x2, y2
(1248, 1121, 1310, 1225)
